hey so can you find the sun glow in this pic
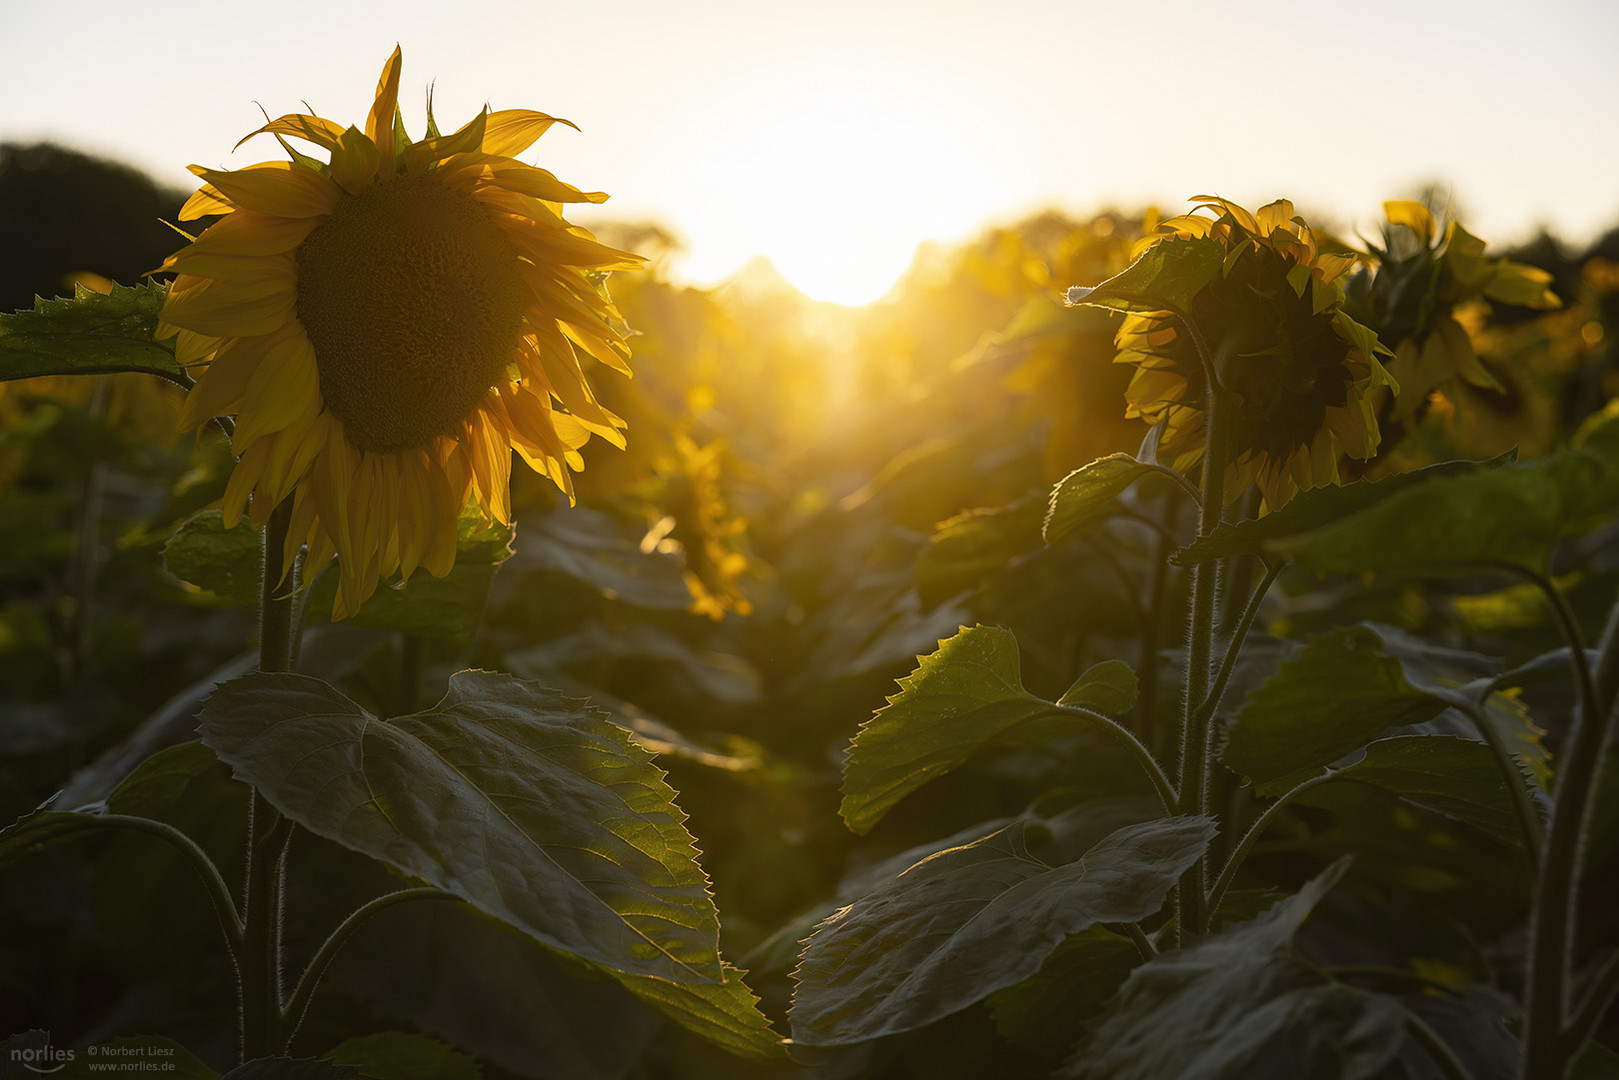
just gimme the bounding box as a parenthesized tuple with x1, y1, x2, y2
(668, 76, 1012, 306)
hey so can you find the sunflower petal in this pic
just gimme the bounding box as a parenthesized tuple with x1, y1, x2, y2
(189, 162, 340, 219)
(482, 109, 580, 157)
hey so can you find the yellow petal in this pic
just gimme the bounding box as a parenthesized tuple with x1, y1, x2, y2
(481, 109, 579, 157)
(189, 162, 340, 220)
(235, 113, 346, 155)
(366, 46, 404, 174)
(158, 267, 297, 338)
(180, 184, 234, 221)
(1384, 200, 1435, 244)
(231, 334, 321, 451)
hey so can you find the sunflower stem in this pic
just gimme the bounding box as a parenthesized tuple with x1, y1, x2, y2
(1175, 340, 1232, 945)
(1521, 571, 1608, 1080)
(281, 888, 456, 1050)
(239, 496, 299, 1062)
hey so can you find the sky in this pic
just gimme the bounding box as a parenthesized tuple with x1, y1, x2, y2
(3, 0, 1617, 304)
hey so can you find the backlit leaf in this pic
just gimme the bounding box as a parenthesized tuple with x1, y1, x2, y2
(1058, 659, 1139, 716)
(1044, 454, 1177, 544)
(1174, 453, 1514, 565)
(0, 281, 185, 385)
(1065, 237, 1224, 316)
(841, 625, 1055, 835)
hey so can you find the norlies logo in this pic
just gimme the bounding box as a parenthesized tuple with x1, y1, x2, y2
(9, 1040, 76, 1074)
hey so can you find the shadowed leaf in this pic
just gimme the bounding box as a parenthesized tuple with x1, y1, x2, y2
(198, 670, 724, 984)
(1065, 861, 1406, 1080)
(790, 816, 1214, 1046)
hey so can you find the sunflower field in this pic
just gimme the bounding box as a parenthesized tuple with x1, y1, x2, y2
(4, 49, 1619, 1080)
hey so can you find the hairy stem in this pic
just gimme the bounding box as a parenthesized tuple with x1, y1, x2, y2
(1176, 340, 1232, 942)
(1206, 771, 1336, 917)
(282, 888, 457, 1046)
(1521, 570, 1605, 1080)
(1053, 702, 1178, 814)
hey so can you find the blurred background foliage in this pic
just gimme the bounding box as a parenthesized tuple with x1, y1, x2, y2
(3, 141, 1618, 1077)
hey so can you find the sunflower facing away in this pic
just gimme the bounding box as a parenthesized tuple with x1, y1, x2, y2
(1113, 196, 1394, 509)
(157, 47, 642, 617)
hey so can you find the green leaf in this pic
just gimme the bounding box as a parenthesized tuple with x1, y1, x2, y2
(986, 925, 1141, 1056)
(1043, 454, 1179, 545)
(917, 491, 1046, 609)
(790, 815, 1214, 1046)
(300, 511, 513, 637)
(1311, 735, 1527, 848)
(840, 625, 1056, 835)
(607, 962, 789, 1064)
(1066, 236, 1224, 316)
(1174, 452, 1515, 565)
(512, 504, 693, 609)
(1065, 861, 1406, 1080)
(0, 281, 185, 385)
(1223, 627, 1449, 796)
(197, 669, 725, 984)
(163, 509, 263, 605)
(323, 1033, 481, 1080)
(1058, 659, 1139, 715)
(1275, 454, 1603, 576)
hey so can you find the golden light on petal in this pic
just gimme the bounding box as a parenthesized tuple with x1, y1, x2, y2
(157, 47, 643, 618)
(1114, 196, 1393, 510)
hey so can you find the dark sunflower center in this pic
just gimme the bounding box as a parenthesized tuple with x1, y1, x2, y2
(294, 177, 527, 453)
(1171, 241, 1352, 461)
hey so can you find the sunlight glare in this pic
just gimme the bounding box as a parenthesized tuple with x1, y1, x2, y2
(673, 76, 1008, 306)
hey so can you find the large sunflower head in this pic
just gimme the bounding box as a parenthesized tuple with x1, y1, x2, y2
(157, 47, 642, 618)
(1114, 196, 1394, 509)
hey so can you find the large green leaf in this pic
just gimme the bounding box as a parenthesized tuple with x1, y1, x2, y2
(840, 625, 1056, 834)
(1174, 453, 1514, 565)
(511, 503, 692, 610)
(1043, 454, 1182, 545)
(790, 815, 1214, 1046)
(1274, 454, 1606, 576)
(0, 281, 185, 385)
(1309, 735, 1526, 848)
(197, 670, 724, 984)
(1065, 236, 1224, 316)
(323, 1033, 481, 1079)
(1064, 861, 1407, 1080)
(607, 961, 788, 1064)
(1222, 627, 1450, 795)
(985, 926, 1141, 1057)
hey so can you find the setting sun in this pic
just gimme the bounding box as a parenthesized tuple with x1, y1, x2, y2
(667, 75, 1012, 306)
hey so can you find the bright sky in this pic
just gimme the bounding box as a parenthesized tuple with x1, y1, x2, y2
(4, 0, 1617, 305)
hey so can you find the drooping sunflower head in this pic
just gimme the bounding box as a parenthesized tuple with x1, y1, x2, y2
(1114, 196, 1394, 509)
(1343, 200, 1560, 422)
(157, 47, 642, 618)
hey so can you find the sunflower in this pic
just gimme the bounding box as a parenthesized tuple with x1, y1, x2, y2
(1348, 200, 1559, 422)
(1113, 196, 1394, 509)
(157, 47, 641, 617)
